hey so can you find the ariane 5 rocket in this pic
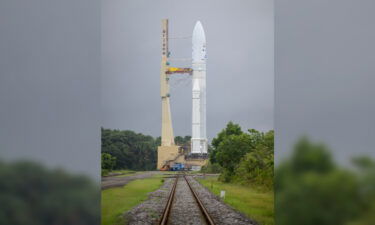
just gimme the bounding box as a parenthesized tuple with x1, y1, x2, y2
(191, 21, 207, 154)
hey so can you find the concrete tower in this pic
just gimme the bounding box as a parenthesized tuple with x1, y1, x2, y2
(160, 19, 175, 147)
(157, 19, 193, 169)
(191, 21, 207, 154)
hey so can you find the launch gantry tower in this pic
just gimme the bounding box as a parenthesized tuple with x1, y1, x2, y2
(157, 19, 207, 170)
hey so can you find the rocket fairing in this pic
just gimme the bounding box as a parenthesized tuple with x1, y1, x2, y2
(191, 21, 207, 154)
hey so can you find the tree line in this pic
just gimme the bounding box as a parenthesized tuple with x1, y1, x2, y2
(202, 121, 274, 189)
(101, 128, 158, 172)
(101, 128, 191, 173)
(102, 124, 274, 189)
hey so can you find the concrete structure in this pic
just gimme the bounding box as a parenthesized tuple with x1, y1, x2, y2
(191, 21, 208, 154)
(157, 19, 180, 170)
(160, 19, 175, 147)
(157, 19, 208, 170)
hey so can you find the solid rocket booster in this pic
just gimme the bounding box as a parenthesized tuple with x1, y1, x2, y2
(191, 21, 207, 154)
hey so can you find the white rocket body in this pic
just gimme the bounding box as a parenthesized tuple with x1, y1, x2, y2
(191, 21, 207, 154)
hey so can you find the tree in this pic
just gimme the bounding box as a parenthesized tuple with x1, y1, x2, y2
(101, 153, 116, 171)
(234, 130, 274, 188)
(210, 121, 243, 164)
(101, 128, 158, 170)
(0, 160, 99, 225)
(209, 122, 274, 184)
(290, 137, 334, 174)
(174, 136, 184, 145)
(211, 121, 243, 149)
(275, 137, 361, 225)
(350, 156, 375, 224)
(216, 133, 252, 181)
(183, 135, 191, 143)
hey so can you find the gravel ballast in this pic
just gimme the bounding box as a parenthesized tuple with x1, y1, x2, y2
(124, 177, 174, 225)
(125, 175, 258, 225)
(186, 175, 258, 225)
(167, 177, 207, 225)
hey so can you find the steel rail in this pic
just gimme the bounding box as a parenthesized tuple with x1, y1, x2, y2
(184, 175, 216, 225)
(159, 174, 216, 225)
(159, 175, 179, 225)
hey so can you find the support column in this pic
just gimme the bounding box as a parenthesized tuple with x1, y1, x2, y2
(160, 19, 175, 146)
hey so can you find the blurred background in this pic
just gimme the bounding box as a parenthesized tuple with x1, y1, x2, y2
(275, 0, 375, 224)
(0, 0, 101, 224)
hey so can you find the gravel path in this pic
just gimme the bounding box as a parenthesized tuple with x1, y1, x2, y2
(125, 177, 174, 225)
(101, 171, 161, 190)
(124, 174, 258, 225)
(168, 177, 207, 225)
(186, 175, 258, 225)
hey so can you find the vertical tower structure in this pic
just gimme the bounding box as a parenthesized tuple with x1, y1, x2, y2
(157, 19, 194, 170)
(160, 19, 175, 146)
(191, 21, 207, 154)
(157, 19, 178, 170)
(157, 20, 208, 170)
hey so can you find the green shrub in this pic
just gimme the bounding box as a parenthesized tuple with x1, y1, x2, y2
(101, 153, 116, 171)
(233, 144, 274, 189)
(101, 169, 109, 177)
(201, 162, 223, 174)
(210, 122, 274, 187)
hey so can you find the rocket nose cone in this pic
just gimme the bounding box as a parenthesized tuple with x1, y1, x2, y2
(192, 21, 206, 45)
(192, 21, 206, 62)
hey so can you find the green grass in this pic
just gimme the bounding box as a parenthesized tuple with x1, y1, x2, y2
(101, 176, 164, 225)
(197, 176, 274, 225)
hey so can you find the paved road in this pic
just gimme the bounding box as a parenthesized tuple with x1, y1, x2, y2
(101, 171, 161, 190)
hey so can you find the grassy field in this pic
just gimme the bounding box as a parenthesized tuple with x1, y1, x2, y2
(101, 176, 164, 225)
(197, 176, 274, 225)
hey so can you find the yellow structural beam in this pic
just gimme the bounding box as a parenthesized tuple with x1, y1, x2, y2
(166, 67, 192, 74)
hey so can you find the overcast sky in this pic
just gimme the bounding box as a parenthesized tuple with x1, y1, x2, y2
(0, 0, 100, 178)
(275, 0, 375, 164)
(101, 0, 274, 140)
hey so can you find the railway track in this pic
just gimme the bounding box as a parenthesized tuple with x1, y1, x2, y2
(159, 174, 216, 225)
